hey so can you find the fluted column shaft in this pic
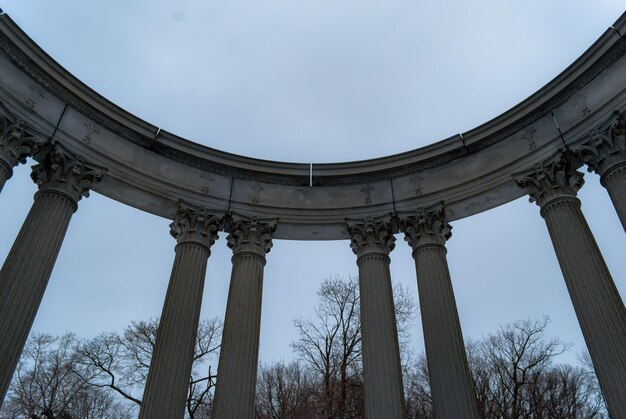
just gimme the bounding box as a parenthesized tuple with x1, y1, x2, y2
(401, 208, 478, 419)
(140, 244, 208, 418)
(414, 246, 478, 417)
(347, 217, 405, 419)
(518, 152, 626, 417)
(0, 192, 74, 402)
(601, 164, 626, 230)
(213, 252, 264, 418)
(140, 204, 223, 419)
(0, 144, 103, 405)
(358, 253, 405, 418)
(213, 217, 276, 419)
(542, 197, 626, 416)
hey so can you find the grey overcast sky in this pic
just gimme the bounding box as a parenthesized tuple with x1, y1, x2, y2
(0, 1, 624, 369)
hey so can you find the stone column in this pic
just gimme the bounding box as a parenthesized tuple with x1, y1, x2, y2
(0, 144, 103, 404)
(346, 217, 405, 419)
(574, 111, 626, 230)
(212, 216, 276, 419)
(0, 115, 46, 192)
(517, 151, 626, 418)
(400, 207, 478, 419)
(139, 204, 224, 419)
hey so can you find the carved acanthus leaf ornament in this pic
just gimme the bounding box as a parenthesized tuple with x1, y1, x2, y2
(346, 216, 395, 257)
(169, 202, 224, 248)
(227, 215, 277, 256)
(31, 143, 105, 205)
(516, 151, 584, 208)
(0, 112, 45, 172)
(400, 205, 452, 249)
(574, 111, 626, 178)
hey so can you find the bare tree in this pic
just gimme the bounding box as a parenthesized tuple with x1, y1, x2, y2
(291, 276, 361, 418)
(73, 318, 222, 417)
(62, 387, 131, 419)
(0, 333, 128, 419)
(527, 364, 605, 418)
(475, 317, 571, 418)
(404, 317, 606, 419)
(256, 361, 317, 418)
(289, 275, 415, 419)
(404, 354, 433, 419)
(577, 351, 607, 415)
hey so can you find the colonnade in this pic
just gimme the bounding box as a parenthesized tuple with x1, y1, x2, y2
(0, 112, 624, 418)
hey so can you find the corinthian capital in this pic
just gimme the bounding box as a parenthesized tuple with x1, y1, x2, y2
(169, 202, 224, 248)
(400, 205, 451, 250)
(226, 215, 277, 257)
(346, 216, 395, 257)
(31, 143, 105, 206)
(516, 151, 584, 208)
(574, 111, 626, 179)
(0, 114, 46, 173)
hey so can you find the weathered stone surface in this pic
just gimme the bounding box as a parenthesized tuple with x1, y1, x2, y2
(347, 216, 405, 419)
(574, 111, 626, 229)
(139, 204, 223, 419)
(212, 215, 276, 419)
(0, 110, 45, 191)
(517, 153, 626, 418)
(401, 206, 478, 419)
(0, 145, 102, 404)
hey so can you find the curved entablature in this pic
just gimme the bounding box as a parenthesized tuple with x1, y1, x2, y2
(0, 12, 625, 239)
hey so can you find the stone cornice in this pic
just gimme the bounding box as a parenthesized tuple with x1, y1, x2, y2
(0, 13, 624, 184)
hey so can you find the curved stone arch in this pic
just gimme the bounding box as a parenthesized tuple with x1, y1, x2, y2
(0, 13, 625, 239)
